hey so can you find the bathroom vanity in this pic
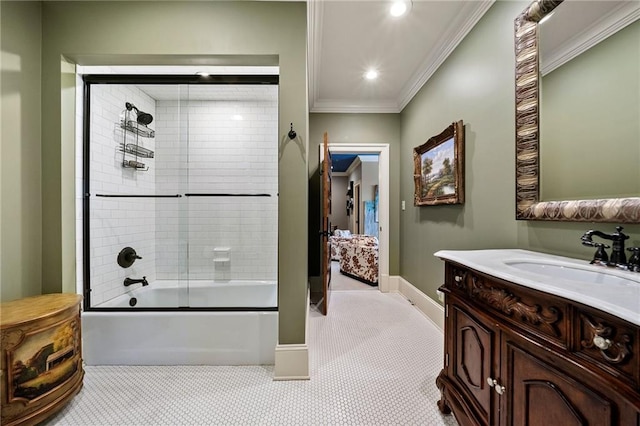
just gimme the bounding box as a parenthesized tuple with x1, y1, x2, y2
(1, 294, 84, 426)
(435, 249, 639, 426)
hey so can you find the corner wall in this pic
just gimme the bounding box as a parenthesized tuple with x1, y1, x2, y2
(1, 1, 43, 302)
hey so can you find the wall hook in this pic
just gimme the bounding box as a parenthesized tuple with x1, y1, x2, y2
(288, 123, 297, 140)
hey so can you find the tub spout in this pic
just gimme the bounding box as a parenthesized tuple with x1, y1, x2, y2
(124, 276, 148, 287)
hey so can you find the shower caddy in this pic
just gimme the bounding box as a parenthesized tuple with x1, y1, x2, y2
(119, 111, 154, 171)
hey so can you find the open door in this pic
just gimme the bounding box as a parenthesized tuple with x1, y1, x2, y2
(319, 132, 332, 315)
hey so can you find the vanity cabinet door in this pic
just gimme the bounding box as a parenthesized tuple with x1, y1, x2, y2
(504, 338, 614, 426)
(450, 302, 498, 425)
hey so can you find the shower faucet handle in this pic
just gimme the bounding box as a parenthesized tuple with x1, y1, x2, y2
(118, 247, 142, 268)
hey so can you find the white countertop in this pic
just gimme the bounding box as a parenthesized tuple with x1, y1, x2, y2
(434, 249, 640, 326)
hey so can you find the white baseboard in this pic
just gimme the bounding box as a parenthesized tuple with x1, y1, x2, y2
(379, 273, 390, 292)
(387, 275, 400, 293)
(273, 344, 310, 380)
(273, 289, 310, 381)
(394, 276, 444, 332)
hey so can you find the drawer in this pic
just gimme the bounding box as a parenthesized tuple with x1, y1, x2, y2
(575, 307, 639, 389)
(445, 264, 569, 348)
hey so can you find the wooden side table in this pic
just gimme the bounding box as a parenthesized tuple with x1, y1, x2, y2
(1, 294, 84, 426)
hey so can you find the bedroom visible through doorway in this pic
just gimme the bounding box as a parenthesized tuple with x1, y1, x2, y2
(323, 144, 390, 292)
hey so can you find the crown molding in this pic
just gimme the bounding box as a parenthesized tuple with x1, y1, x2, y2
(345, 156, 362, 176)
(308, 0, 494, 114)
(541, 2, 640, 76)
(397, 0, 494, 111)
(311, 99, 400, 114)
(307, 0, 324, 110)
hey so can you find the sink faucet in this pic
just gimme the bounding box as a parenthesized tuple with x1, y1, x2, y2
(124, 276, 148, 287)
(581, 226, 629, 266)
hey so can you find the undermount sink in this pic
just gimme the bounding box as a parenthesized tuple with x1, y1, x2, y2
(504, 260, 639, 286)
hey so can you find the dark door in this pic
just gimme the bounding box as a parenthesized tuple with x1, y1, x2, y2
(319, 132, 332, 315)
(451, 303, 496, 425)
(505, 339, 613, 426)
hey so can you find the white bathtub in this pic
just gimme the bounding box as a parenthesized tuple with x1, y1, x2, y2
(97, 280, 277, 308)
(82, 280, 278, 366)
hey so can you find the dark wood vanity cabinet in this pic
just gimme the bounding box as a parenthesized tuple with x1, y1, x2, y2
(436, 261, 640, 426)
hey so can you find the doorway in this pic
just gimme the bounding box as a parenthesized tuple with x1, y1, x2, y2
(324, 144, 390, 292)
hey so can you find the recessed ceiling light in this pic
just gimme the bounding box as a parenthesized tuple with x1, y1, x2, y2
(364, 70, 379, 80)
(390, 0, 411, 17)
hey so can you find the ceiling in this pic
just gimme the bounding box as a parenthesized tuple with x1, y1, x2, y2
(308, 0, 494, 113)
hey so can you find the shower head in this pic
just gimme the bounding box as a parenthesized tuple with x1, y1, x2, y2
(125, 102, 154, 126)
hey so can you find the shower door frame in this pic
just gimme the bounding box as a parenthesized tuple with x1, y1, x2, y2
(82, 74, 279, 312)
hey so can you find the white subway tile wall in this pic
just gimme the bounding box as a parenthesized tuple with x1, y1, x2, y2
(88, 84, 157, 306)
(155, 94, 278, 282)
(85, 84, 278, 306)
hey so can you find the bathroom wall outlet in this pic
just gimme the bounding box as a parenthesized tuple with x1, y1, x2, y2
(401, 200, 406, 211)
(436, 289, 445, 302)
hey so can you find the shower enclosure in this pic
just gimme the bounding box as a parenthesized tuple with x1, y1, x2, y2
(80, 75, 279, 364)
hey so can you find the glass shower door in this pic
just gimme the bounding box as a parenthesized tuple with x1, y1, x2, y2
(85, 79, 188, 309)
(153, 83, 190, 308)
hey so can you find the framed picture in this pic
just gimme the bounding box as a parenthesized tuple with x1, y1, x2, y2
(413, 120, 464, 206)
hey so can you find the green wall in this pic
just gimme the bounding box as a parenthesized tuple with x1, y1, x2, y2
(4, 1, 309, 345)
(400, 0, 640, 303)
(1, 1, 43, 302)
(308, 113, 401, 283)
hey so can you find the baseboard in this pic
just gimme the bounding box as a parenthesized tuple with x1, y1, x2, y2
(396, 276, 444, 332)
(273, 290, 310, 381)
(387, 275, 400, 293)
(379, 273, 390, 292)
(273, 344, 310, 380)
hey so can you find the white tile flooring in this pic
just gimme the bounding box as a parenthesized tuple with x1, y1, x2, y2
(46, 275, 457, 425)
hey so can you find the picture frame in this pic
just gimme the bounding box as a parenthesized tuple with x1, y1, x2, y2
(413, 120, 465, 206)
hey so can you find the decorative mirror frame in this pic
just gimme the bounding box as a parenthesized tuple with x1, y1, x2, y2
(413, 120, 465, 206)
(514, 0, 640, 222)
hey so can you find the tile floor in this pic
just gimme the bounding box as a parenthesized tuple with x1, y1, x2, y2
(46, 278, 457, 425)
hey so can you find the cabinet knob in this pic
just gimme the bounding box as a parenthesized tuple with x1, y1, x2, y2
(454, 275, 463, 283)
(593, 335, 612, 350)
(487, 377, 505, 395)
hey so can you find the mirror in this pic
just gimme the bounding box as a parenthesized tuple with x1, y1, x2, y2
(539, 2, 639, 201)
(514, 0, 640, 222)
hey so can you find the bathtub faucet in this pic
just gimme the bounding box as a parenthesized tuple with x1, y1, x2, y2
(124, 276, 148, 287)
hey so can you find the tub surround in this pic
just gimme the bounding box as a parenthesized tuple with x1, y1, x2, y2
(435, 249, 639, 425)
(83, 310, 277, 366)
(435, 249, 640, 326)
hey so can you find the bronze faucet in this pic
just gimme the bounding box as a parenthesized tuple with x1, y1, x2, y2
(124, 276, 148, 287)
(581, 226, 629, 266)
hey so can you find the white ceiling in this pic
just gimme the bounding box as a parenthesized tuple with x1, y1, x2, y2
(83, 1, 639, 111)
(308, 0, 494, 113)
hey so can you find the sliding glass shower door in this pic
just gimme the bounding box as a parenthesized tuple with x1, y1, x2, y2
(83, 75, 278, 310)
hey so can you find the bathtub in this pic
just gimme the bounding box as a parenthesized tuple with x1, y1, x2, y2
(82, 280, 278, 366)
